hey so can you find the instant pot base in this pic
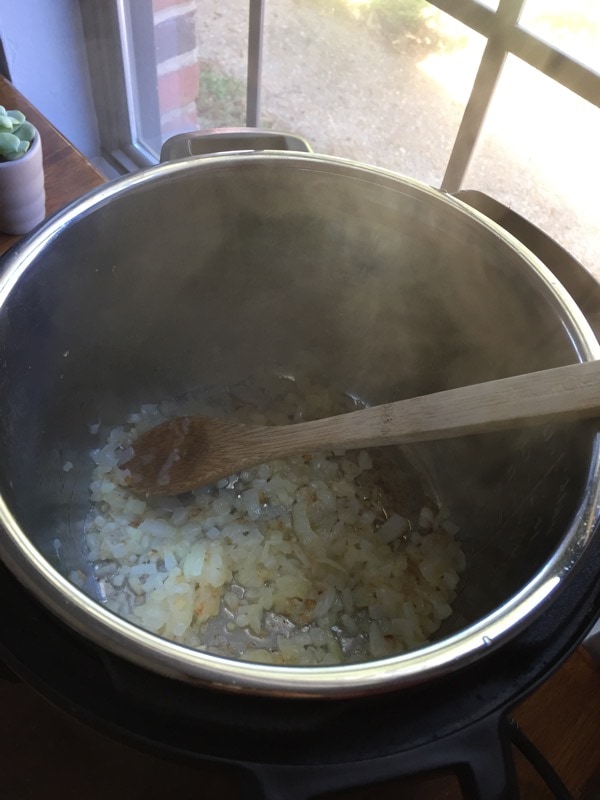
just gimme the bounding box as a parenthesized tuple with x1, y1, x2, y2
(0, 528, 598, 800)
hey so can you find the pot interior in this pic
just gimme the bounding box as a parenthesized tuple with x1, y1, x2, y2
(0, 154, 597, 677)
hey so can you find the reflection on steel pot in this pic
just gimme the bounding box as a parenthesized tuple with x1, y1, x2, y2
(0, 151, 599, 698)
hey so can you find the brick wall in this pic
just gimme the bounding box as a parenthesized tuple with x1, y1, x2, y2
(152, 0, 200, 137)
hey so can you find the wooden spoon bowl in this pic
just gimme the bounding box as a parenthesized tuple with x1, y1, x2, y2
(122, 360, 600, 496)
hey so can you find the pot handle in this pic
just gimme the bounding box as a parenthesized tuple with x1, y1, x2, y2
(159, 127, 313, 163)
(240, 713, 519, 800)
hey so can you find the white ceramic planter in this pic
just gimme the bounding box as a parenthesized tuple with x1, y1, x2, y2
(0, 132, 46, 235)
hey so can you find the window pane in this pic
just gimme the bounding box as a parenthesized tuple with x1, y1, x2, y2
(261, 0, 486, 186)
(464, 54, 600, 279)
(519, 0, 600, 74)
(193, 0, 248, 129)
(150, 0, 249, 152)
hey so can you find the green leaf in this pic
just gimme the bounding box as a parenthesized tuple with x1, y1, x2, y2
(0, 114, 15, 133)
(14, 121, 36, 142)
(0, 131, 21, 154)
(6, 110, 25, 125)
(0, 131, 30, 159)
(0, 110, 34, 158)
(4, 140, 30, 160)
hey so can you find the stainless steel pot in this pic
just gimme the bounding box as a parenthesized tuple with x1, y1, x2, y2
(0, 150, 599, 698)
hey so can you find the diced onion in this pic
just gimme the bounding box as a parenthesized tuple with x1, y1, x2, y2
(81, 376, 465, 666)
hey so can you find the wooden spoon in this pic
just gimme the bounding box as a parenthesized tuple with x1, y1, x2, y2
(122, 359, 600, 496)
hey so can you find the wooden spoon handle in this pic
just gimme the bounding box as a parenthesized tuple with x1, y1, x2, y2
(258, 359, 600, 459)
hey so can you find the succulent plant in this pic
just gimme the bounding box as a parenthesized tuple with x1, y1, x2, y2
(0, 107, 37, 161)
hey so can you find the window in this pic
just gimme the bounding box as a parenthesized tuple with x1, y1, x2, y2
(259, 2, 487, 188)
(463, 54, 600, 271)
(519, 0, 600, 74)
(80, 0, 600, 276)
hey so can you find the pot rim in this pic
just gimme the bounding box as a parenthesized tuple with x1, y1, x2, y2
(1, 151, 599, 698)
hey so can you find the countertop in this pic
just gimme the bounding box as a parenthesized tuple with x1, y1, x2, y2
(0, 74, 598, 799)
